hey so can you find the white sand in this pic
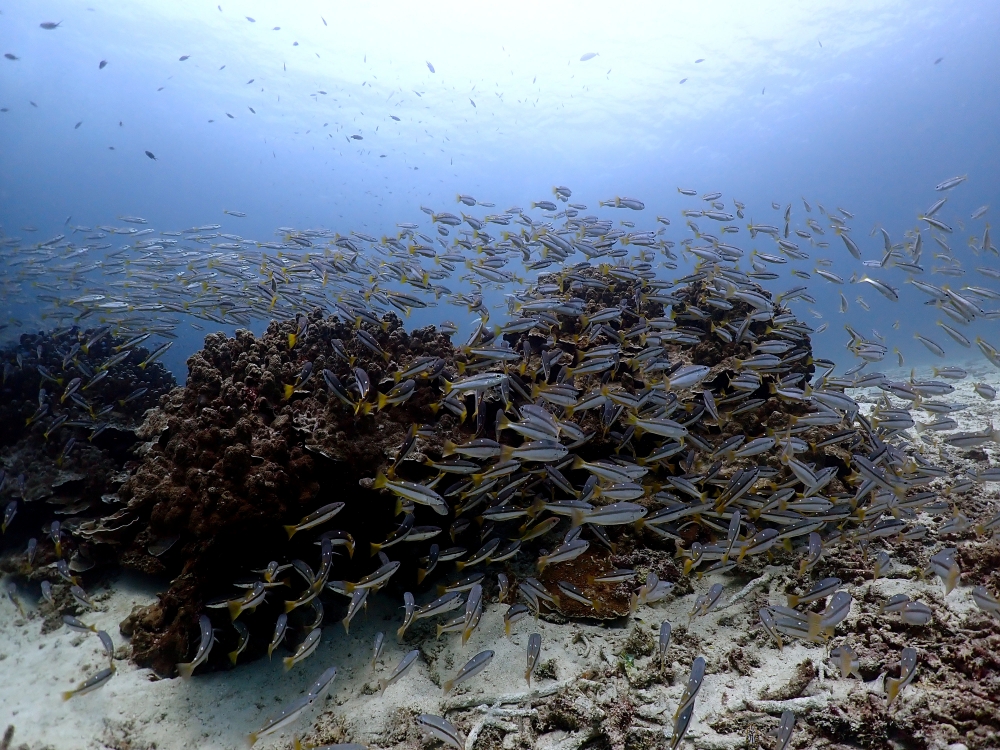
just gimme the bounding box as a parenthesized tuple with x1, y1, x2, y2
(1, 362, 997, 750)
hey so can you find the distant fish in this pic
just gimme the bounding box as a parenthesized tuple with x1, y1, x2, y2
(145, 150, 157, 160)
(246, 78, 253, 84)
(99, 60, 107, 69)
(226, 113, 234, 118)
(74, 121, 82, 129)
(935, 174, 966, 191)
(390, 115, 400, 121)
(248, 106, 255, 113)
(40, 21, 62, 30)
(679, 78, 687, 84)
(470, 98, 476, 108)
(224, 210, 246, 217)
(5, 53, 19, 61)
(246, 16, 255, 22)
(321, 16, 327, 25)
(426, 61, 435, 73)
(580, 52, 598, 61)
(272, 26, 280, 31)
(694, 58, 704, 63)
(351, 134, 363, 140)
(179, 55, 190, 61)
(934, 57, 943, 64)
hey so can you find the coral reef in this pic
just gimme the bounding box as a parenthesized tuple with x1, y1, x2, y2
(109, 267, 854, 680)
(0, 327, 174, 577)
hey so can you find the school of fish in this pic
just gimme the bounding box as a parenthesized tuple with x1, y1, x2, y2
(2, 176, 999, 749)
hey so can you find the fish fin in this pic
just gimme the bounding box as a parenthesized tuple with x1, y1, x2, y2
(284, 525, 298, 540)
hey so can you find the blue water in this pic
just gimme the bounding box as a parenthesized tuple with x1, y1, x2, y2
(2, 0, 999, 378)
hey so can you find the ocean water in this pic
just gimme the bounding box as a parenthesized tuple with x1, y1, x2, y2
(5, 5, 1000, 747)
(2, 0, 999, 377)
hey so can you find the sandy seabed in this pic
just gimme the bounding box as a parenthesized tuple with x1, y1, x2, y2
(1, 361, 998, 750)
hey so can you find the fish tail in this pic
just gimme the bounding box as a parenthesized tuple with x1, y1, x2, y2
(229, 650, 239, 666)
(376, 393, 388, 411)
(442, 440, 457, 457)
(885, 675, 900, 704)
(442, 379, 454, 395)
(373, 472, 387, 489)
(283, 656, 295, 672)
(525, 670, 531, 686)
(786, 594, 799, 608)
(227, 601, 243, 621)
(177, 661, 196, 679)
(284, 525, 298, 539)
(283, 600, 298, 614)
(342, 616, 351, 635)
(442, 679, 454, 694)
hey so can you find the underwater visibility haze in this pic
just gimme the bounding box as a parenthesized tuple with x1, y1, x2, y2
(2, 2, 1000, 750)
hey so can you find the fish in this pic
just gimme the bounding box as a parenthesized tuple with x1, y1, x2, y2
(935, 175, 967, 191)
(416, 715, 465, 750)
(768, 710, 796, 750)
(267, 614, 288, 658)
(248, 692, 315, 745)
(2, 500, 16, 533)
(830, 645, 861, 679)
(283, 628, 322, 671)
(885, 647, 918, 705)
(176, 615, 214, 678)
(284, 502, 344, 539)
(442, 649, 494, 694)
(972, 586, 1000, 619)
(525, 632, 542, 685)
(62, 665, 115, 700)
(228, 621, 250, 665)
(659, 621, 672, 667)
(378, 649, 419, 692)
